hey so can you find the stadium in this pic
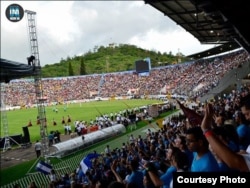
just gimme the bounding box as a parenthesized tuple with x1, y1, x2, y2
(1, 1, 250, 188)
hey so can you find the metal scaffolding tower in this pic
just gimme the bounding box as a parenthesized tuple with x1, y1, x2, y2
(25, 10, 49, 157)
(1, 83, 22, 151)
(1, 83, 10, 151)
(1, 83, 23, 152)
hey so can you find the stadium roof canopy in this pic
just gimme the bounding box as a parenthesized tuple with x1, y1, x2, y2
(0, 58, 35, 83)
(186, 42, 241, 59)
(144, 0, 250, 59)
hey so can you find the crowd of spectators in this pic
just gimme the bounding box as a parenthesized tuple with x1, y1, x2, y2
(24, 84, 250, 188)
(3, 49, 249, 107)
(6, 48, 250, 188)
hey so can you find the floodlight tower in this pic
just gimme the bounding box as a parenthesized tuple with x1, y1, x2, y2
(25, 10, 49, 157)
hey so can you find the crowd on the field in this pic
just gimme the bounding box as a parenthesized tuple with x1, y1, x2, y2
(47, 102, 174, 144)
(4, 49, 249, 107)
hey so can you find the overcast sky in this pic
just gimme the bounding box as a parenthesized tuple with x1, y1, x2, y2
(1, 1, 215, 66)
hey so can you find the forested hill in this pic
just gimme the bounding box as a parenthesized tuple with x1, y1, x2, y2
(41, 43, 188, 78)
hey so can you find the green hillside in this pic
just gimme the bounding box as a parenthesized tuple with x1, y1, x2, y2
(41, 43, 188, 78)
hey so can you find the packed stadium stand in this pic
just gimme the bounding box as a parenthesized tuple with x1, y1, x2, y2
(1, 1, 250, 187)
(2, 49, 249, 107)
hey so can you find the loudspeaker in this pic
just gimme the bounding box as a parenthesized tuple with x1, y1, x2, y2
(0, 134, 22, 148)
(22, 126, 30, 143)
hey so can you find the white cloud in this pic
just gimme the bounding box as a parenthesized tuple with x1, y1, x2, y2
(1, 1, 214, 66)
(38, 1, 78, 44)
(129, 29, 215, 56)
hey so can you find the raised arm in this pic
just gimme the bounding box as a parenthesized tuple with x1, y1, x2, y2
(110, 160, 124, 183)
(201, 103, 249, 172)
(143, 162, 163, 187)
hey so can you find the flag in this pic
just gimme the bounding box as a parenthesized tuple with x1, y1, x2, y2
(36, 161, 52, 175)
(177, 100, 203, 127)
(80, 153, 100, 173)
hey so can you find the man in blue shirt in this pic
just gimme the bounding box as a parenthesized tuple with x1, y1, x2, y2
(186, 127, 220, 172)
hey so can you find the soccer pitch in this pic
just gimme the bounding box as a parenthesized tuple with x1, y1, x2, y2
(1, 99, 162, 142)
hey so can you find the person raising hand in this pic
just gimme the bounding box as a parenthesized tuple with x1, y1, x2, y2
(201, 102, 250, 172)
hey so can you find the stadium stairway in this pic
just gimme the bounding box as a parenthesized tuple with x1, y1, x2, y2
(98, 74, 105, 96)
(199, 59, 250, 102)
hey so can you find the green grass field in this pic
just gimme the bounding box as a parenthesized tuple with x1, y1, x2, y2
(0, 102, 177, 187)
(1, 99, 162, 142)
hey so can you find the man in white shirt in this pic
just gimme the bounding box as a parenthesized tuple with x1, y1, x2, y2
(34, 140, 42, 158)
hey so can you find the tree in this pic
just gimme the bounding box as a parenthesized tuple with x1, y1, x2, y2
(68, 62, 74, 76)
(41, 43, 178, 77)
(66, 56, 71, 61)
(60, 57, 65, 63)
(80, 58, 86, 75)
